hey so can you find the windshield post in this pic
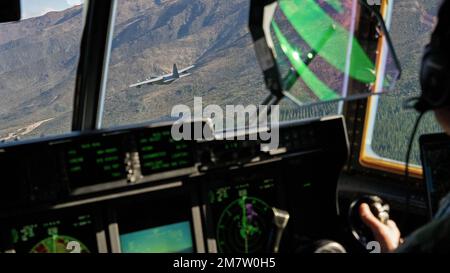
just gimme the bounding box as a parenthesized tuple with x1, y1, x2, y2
(72, 0, 117, 131)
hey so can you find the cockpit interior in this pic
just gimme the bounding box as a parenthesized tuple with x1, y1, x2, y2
(0, 0, 449, 255)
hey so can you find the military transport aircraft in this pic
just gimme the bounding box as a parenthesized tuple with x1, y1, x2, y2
(129, 64, 195, 88)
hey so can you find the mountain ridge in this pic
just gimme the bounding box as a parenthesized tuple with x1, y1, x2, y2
(0, 0, 267, 140)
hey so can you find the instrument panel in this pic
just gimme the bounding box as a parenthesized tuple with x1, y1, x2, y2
(0, 116, 349, 253)
(111, 188, 196, 253)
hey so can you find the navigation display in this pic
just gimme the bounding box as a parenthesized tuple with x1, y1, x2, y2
(62, 134, 127, 188)
(207, 174, 279, 253)
(3, 210, 98, 253)
(137, 127, 194, 176)
(120, 221, 193, 253)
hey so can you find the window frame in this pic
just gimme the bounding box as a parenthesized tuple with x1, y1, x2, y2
(358, 0, 423, 178)
(71, 0, 118, 131)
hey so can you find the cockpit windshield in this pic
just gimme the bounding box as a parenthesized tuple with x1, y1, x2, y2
(102, 0, 269, 128)
(0, 0, 399, 141)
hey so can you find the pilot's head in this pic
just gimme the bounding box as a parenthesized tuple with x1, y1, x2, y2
(420, 0, 450, 134)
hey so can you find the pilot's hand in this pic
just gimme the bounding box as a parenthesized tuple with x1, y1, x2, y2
(359, 203, 401, 253)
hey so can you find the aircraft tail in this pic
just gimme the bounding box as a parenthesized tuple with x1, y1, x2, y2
(172, 64, 179, 78)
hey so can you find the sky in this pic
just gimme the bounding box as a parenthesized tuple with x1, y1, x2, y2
(21, 0, 84, 19)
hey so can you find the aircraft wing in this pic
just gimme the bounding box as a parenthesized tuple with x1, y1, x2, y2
(129, 76, 164, 88)
(177, 65, 195, 74)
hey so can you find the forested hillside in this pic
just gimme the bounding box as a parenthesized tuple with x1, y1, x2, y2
(371, 0, 442, 164)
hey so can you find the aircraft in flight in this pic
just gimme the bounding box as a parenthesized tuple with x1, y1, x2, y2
(129, 64, 195, 88)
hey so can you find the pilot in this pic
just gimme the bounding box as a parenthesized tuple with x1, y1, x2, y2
(359, 0, 450, 253)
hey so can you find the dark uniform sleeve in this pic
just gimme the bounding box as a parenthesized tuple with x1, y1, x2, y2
(397, 191, 450, 253)
(396, 215, 450, 253)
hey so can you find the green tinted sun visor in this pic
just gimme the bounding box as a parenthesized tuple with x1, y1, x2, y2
(252, 0, 401, 106)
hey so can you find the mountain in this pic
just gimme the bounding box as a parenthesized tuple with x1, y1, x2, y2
(102, 0, 268, 127)
(0, 0, 268, 140)
(0, 5, 84, 139)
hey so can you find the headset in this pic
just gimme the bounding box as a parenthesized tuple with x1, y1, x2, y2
(417, 0, 450, 112)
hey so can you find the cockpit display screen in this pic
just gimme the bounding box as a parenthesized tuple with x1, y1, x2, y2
(2, 210, 98, 253)
(115, 193, 195, 253)
(421, 135, 450, 217)
(120, 221, 193, 253)
(136, 127, 194, 176)
(61, 134, 128, 188)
